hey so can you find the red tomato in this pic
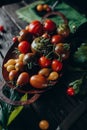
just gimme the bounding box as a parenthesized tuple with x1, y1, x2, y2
(28, 20, 43, 36)
(67, 87, 75, 96)
(18, 41, 31, 54)
(0, 25, 4, 32)
(39, 56, 51, 68)
(43, 19, 56, 33)
(30, 74, 47, 89)
(51, 59, 63, 72)
(51, 35, 63, 44)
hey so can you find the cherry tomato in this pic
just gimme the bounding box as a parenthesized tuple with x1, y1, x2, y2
(39, 56, 51, 68)
(18, 41, 31, 54)
(67, 87, 75, 96)
(57, 24, 70, 37)
(42, 33, 50, 39)
(12, 36, 18, 43)
(51, 59, 63, 72)
(47, 71, 59, 81)
(30, 74, 47, 89)
(18, 29, 32, 42)
(39, 120, 49, 130)
(9, 70, 18, 81)
(28, 20, 43, 36)
(51, 35, 63, 44)
(0, 25, 4, 32)
(36, 4, 43, 12)
(38, 68, 51, 77)
(61, 51, 70, 60)
(16, 72, 30, 86)
(54, 43, 64, 54)
(15, 61, 24, 71)
(43, 19, 56, 33)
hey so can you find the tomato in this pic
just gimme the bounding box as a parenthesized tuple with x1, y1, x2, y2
(16, 72, 30, 86)
(51, 35, 63, 44)
(47, 71, 59, 81)
(39, 56, 51, 68)
(42, 33, 50, 39)
(51, 59, 63, 72)
(28, 20, 43, 36)
(54, 43, 64, 54)
(67, 87, 75, 96)
(18, 29, 32, 42)
(4, 59, 16, 68)
(23, 53, 35, 65)
(43, 19, 56, 33)
(54, 43, 70, 60)
(39, 120, 49, 130)
(30, 74, 47, 89)
(7, 65, 15, 72)
(18, 41, 31, 54)
(12, 36, 18, 43)
(36, 4, 43, 12)
(15, 61, 24, 71)
(38, 68, 51, 77)
(61, 51, 70, 60)
(9, 70, 18, 81)
(0, 25, 4, 32)
(57, 24, 70, 37)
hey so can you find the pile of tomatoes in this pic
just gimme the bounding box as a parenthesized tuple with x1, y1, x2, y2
(4, 18, 70, 90)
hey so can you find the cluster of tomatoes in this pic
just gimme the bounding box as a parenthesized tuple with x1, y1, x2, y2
(4, 18, 70, 90)
(36, 4, 52, 13)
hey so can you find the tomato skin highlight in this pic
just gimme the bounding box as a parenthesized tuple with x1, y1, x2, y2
(51, 59, 63, 72)
(28, 20, 43, 36)
(18, 41, 31, 54)
(30, 75, 47, 89)
(39, 56, 51, 68)
(43, 19, 56, 33)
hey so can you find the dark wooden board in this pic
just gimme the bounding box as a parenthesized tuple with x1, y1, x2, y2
(0, 1, 87, 130)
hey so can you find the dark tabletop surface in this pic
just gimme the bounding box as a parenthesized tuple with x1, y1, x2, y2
(0, 0, 87, 130)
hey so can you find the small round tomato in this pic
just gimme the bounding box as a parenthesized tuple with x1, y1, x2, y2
(57, 24, 70, 37)
(18, 41, 31, 54)
(67, 87, 75, 96)
(39, 120, 49, 130)
(42, 33, 50, 39)
(47, 71, 59, 81)
(0, 25, 4, 32)
(36, 4, 43, 12)
(61, 51, 70, 60)
(38, 68, 51, 77)
(39, 56, 51, 68)
(30, 74, 47, 89)
(12, 36, 18, 43)
(15, 61, 24, 71)
(54, 43, 64, 54)
(28, 20, 43, 36)
(51, 59, 63, 72)
(51, 35, 63, 44)
(16, 72, 30, 86)
(9, 70, 18, 81)
(43, 19, 56, 33)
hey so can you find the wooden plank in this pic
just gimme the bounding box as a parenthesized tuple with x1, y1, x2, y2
(2, 1, 28, 30)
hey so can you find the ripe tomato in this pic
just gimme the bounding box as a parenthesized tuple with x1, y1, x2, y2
(39, 120, 49, 130)
(57, 24, 70, 37)
(39, 56, 51, 68)
(43, 19, 56, 33)
(54, 43, 64, 54)
(30, 74, 47, 89)
(51, 59, 63, 72)
(16, 72, 30, 86)
(28, 20, 43, 36)
(18, 41, 31, 54)
(67, 87, 75, 96)
(9, 70, 18, 81)
(51, 35, 63, 44)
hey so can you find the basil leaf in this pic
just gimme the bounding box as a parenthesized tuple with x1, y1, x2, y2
(7, 94, 28, 126)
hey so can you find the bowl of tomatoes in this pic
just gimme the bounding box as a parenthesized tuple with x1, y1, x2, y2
(2, 11, 71, 105)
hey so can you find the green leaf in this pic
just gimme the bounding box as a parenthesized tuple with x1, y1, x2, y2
(7, 94, 28, 126)
(73, 43, 87, 66)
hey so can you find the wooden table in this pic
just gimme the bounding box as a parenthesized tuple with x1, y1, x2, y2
(0, 1, 87, 130)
